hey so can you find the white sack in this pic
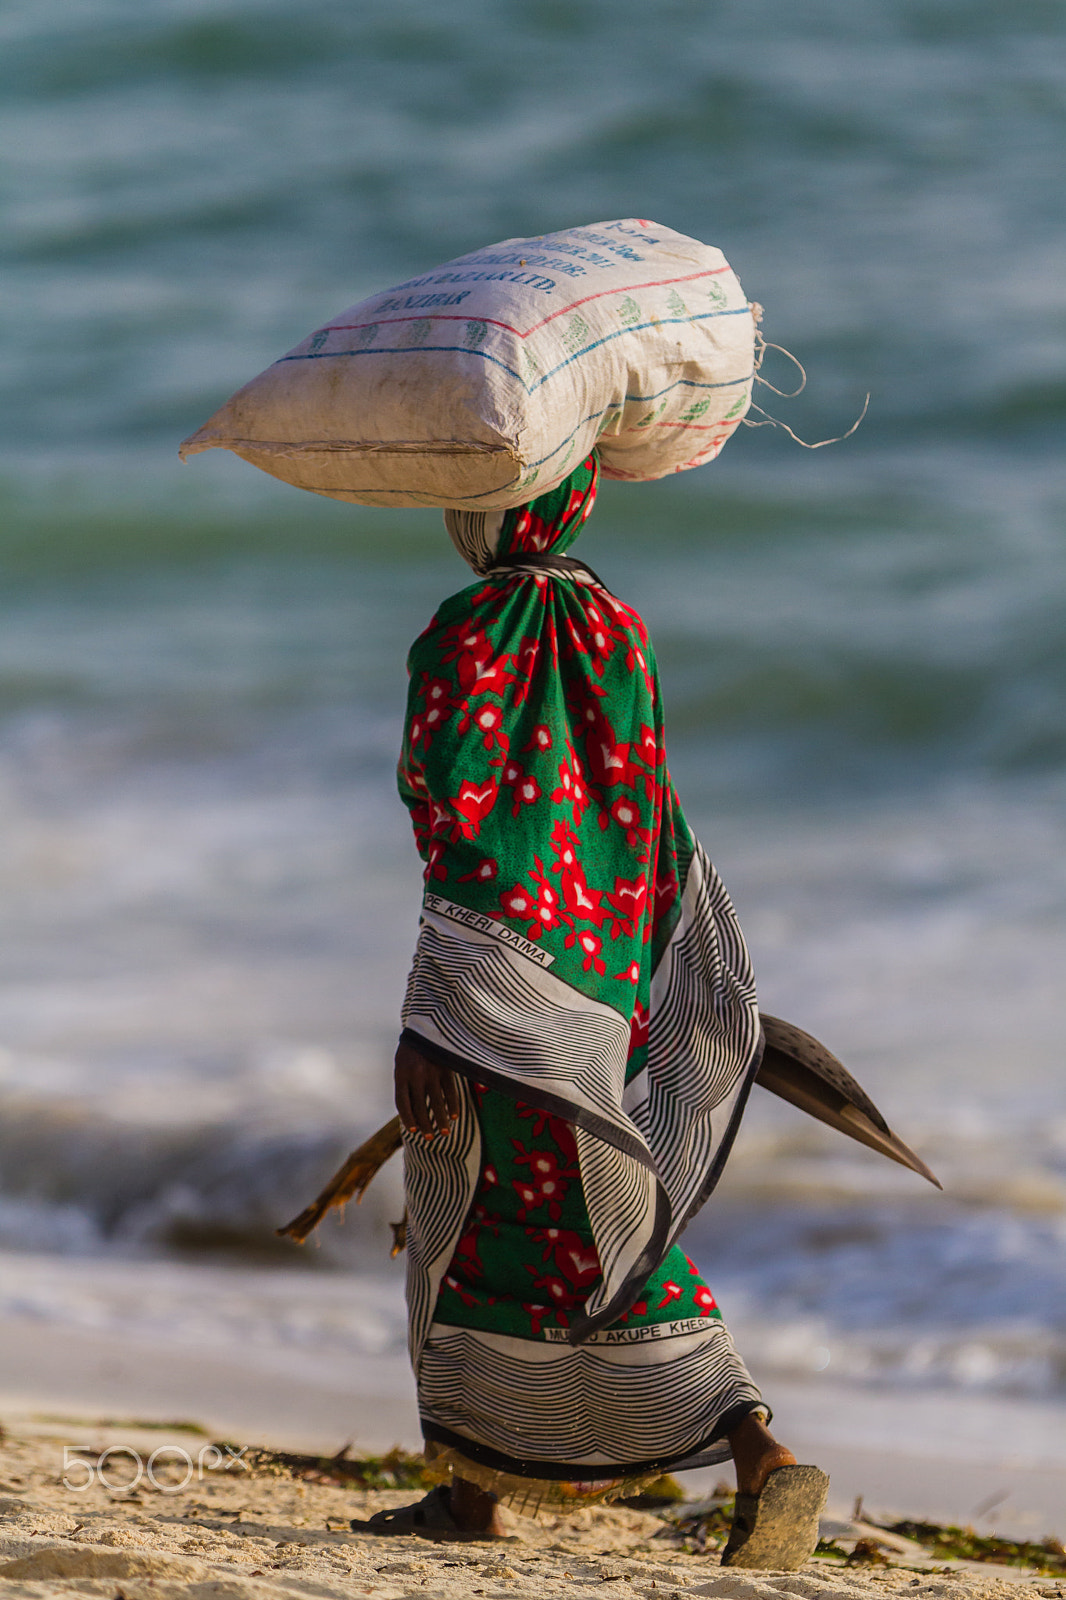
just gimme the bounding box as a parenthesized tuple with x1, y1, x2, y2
(180, 219, 755, 510)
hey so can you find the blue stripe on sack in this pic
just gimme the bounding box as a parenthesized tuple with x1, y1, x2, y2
(515, 373, 754, 473)
(277, 344, 527, 384)
(276, 305, 752, 400)
(526, 306, 752, 394)
(271, 309, 753, 507)
(621, 372, 751, 402)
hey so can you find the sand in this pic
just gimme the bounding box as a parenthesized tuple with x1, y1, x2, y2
(1, 1417, 1064, 1600)
(5, 1312, 1066, 1542)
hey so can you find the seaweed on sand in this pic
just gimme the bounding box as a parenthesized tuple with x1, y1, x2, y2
(228, 1442, 433, 1491)
(652, 1494, 736, 1553)
(876, 1520, 1066, 1576)
(656, 1501, 1066, 1574)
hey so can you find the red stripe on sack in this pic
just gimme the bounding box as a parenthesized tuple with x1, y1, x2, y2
(319, 313, 541, 339)
(519, 267, 731, 336)
(599, 435, 733, 479)
(612, 419, 740, 435)
(650, 420, 740, 432)
(678, 443, 730, 468)
(322, 267, 732, 343)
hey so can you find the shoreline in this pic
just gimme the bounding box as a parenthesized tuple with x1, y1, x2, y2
(2, 1315, 1066, 1547)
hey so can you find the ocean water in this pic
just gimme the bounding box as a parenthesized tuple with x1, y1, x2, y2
(2, 0, 1065, 1455)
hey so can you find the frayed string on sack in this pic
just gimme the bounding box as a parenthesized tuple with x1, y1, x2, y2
(745, 391, 870, 450)
(744, 304, 870, 449)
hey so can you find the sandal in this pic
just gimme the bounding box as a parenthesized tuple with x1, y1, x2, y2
(720, 1463, 829, 1570)
(349, 1485, 509, 1542)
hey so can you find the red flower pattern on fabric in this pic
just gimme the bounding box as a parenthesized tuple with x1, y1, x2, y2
(527, 1225, 601, 1289)
(553, 1235, 601, 1289)
(629, 1000, 650, 1055)
(610, 795, 653, 856)
(451, 1224, 485, 1279)
(410, 675, 457, 751)
(465, 654, 519, 699)
(527, 1224, 566, 1262)
(606, 874, 648, 939)
(552, 745, 590, 827)
(522, 723, 553, 755)
(566, 927, 606, 975)
(438, 622, 490, 665)
(522, 1301, 558, 1336)
(559, 871, 608, 926)
(515, 1104, 554, 1140)
(500, 883, 536, 923)
(442, 1272, 479, 1309)
(548, 815, 580, 869)
(452, 778, 499, 838)
(613, 1299, 648, 1324)
(423, 837, 448, 883)
(524, 1267, 579, 1309)
(511, 636, 541, 705)
(501, 760, 542, 817)
(512, 1143, 576, 1222)
(458, 857, 498, 884)
(653, 865, 679, 919)
(461, 700, 509, 752)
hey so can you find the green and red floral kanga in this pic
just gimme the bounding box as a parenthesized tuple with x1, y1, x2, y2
(398, 454, 699, 1091)
(398, 455, 755, 1388)
(436, 1085, 723, 1344)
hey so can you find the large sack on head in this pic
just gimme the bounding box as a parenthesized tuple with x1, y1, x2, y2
(180, 219, 755, 510)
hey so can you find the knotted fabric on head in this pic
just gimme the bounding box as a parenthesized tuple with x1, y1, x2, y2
(399, 453, 760, 1349)
(444, 455, 599, 574)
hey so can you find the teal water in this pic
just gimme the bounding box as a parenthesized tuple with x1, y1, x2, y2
(1, 0, 1065, 1420)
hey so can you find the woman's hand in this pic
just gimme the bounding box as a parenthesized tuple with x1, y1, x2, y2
(394, 1038, 460, 1139)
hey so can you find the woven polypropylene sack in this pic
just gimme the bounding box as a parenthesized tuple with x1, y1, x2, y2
(180, 219, 755, 510)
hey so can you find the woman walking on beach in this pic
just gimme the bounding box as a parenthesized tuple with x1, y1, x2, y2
(358, 455, 828, 1565)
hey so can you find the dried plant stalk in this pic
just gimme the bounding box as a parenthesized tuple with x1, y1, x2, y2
(277, 1015, 938, 1254)
(277, 1116, 403, 1244)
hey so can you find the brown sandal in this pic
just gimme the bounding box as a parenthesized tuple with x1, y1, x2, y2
(350, 1485, 511, 1542)
(721, 1464, 829, 1570)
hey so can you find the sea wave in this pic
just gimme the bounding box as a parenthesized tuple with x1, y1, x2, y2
(0, 0, 1064, 1429)
(4, 1079, 1066, 1403)
(3, 0, 1064, 464)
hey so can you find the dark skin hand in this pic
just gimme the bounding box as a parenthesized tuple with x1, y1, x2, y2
(394, 1038, 460, 1139)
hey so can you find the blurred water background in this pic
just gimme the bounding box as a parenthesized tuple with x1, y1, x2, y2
(1, 0, 1065, 1480)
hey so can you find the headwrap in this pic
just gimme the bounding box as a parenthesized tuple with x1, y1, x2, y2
(442, 460, 594, 575)
(398, 456, 761, 1352)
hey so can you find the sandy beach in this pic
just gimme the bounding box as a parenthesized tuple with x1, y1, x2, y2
(5, 1298, 1066, 1544)
(3, 1316, 1066, 1600)
(2, 1410, 1066, 1600)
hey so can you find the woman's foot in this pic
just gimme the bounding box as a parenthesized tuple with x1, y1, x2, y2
(448, 1475, 509, 1538)
(722, 1410, 828, 1570)
(728, 1410, 797, 1496)
(350, 1480, 509, 1541)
